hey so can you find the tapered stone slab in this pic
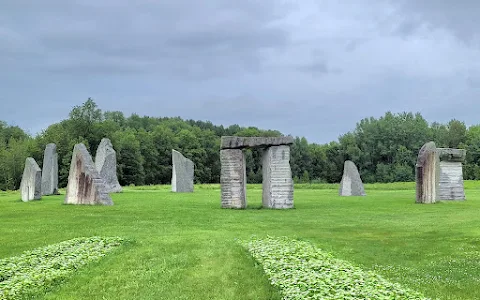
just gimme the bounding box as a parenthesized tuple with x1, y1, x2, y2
(171, 149, 194, 193)
(339, 160, 366, 196)
(437, 148, 466, 200)
(262, 145, 294, 209)
(41, 143, 59, 195)
(95, 138, 122, 193)
(65, 143, 113, 206)
(20, 157, 42, 202)
(221, 136, 294, 149)
(415, 142, 439, 204)
(220, 149, 246, 208)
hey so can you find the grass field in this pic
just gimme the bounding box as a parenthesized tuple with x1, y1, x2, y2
(1, 181, 480, 299)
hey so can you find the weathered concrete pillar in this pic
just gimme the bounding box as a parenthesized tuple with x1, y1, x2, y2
(171, 149, 194, 193)
(339, 160, 366, 196)
(41, 143, 59, 195)
(220, 149, 246, 208)
(95, 138, 122, 193)
(415, 142, 439, 204)
(65, 143, 113, 206)
(262, 145, 294, 209)
(437, 148, 466, 200)
(20, 157, 42, 202)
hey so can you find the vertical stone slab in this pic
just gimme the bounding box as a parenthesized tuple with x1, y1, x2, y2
(171, 149, 194, 192)
(438, 161, 465, 200)
(41, 143, 59, 195)
(339, 160, 366, 196)
(220, 149, 246, 208)
(65, 143, 113, 206)
(95, 138, 122, 193)
(262, 145, 294, 209)
(20, 157, 42, 202)
(437, 148, 466, 200)
(415, 142, 439, 204)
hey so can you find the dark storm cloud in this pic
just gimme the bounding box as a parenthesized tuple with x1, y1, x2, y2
(392, 0, 480, 43)
(1, 0, 480, 143)
(1, 0, 291, 78)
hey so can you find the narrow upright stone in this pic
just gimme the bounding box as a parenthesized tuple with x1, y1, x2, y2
(262, 145, 294, 209)
(41, 143, 59, 195)
(95, 138, 122, 193)
(20, 157, 42, 202)
(339, 160, 366, 196)
(65, 143, 113, 206)
(415, 142, 439, 204)
(437, 148, 466, 200)
(220, 149, 247, 208)
(171, 149, 194, 193)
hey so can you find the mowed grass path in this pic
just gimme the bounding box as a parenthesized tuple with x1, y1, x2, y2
(1, 182, 480, 299)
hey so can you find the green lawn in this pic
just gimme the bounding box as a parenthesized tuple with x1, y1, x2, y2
(1, 182, 480, 299)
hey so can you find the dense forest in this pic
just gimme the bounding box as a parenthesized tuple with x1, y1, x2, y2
(0, 98, 478, 191)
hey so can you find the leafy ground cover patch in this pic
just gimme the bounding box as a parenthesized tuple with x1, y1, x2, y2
(242, 236, 434, 300)
(0, 236, 125, 299)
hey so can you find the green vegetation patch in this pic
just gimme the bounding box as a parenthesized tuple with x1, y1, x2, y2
(242, 236, 433, 300)
(0, 236, 125, 299)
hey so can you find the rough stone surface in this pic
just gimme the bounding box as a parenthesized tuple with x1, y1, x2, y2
(437, 148, 466, 162)
(221, 136, 294, 149)
(171, 149, 194, 193)
(339, 160, 366, 196)
(20, 157, 42, 202)
(415, 142, 440, 204)
(220, 149, 247, 208)
(437, 148, 466, 200)
(65, 143, 113, 206)
(41, 143, 59, 195)
(262, 145, 294, 209)
(95, 138, 122, 193)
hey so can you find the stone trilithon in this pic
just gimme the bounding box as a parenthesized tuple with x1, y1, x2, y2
(220, 136, 294, 209)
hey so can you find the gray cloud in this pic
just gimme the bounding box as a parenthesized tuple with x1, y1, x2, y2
(1, 0, 480, 143)
(391, 0, 480, 43)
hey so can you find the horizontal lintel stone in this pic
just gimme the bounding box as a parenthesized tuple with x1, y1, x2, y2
(437, 148, 466, 162)
(220, 136, 294, 149)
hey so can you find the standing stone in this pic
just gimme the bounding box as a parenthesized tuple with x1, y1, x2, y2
(262, 145, 294, 209)
(20, 157, 42, 202)
(171, 149, 194, 193)
(339, 160, 366, 196)
(437, 148, 466, 200)
(220, 149, 247, 208)
(41, 143, 59, 195)
(95, 138, 122, 193)
(415, 142, 440, 204)
(65, 143, 113, 206)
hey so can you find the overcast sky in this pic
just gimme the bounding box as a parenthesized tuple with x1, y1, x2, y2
(1, 1, 479, 144)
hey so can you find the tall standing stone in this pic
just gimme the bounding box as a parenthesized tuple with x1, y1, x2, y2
(41, 143, 59, 195)
(262, 145, 294, 209)
(437, 148, 466, 200)
(339, 160, 366, 196)
(95, 138, 122, 193)
(20, 157, 42, 202)
(65, 143, 113, 206)
(415, 142, 440, 204)
(220, 149, 247, 208)
(171, 149, 194, 193)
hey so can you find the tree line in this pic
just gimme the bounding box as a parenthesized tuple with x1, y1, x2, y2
(0, 98, 477, 191)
